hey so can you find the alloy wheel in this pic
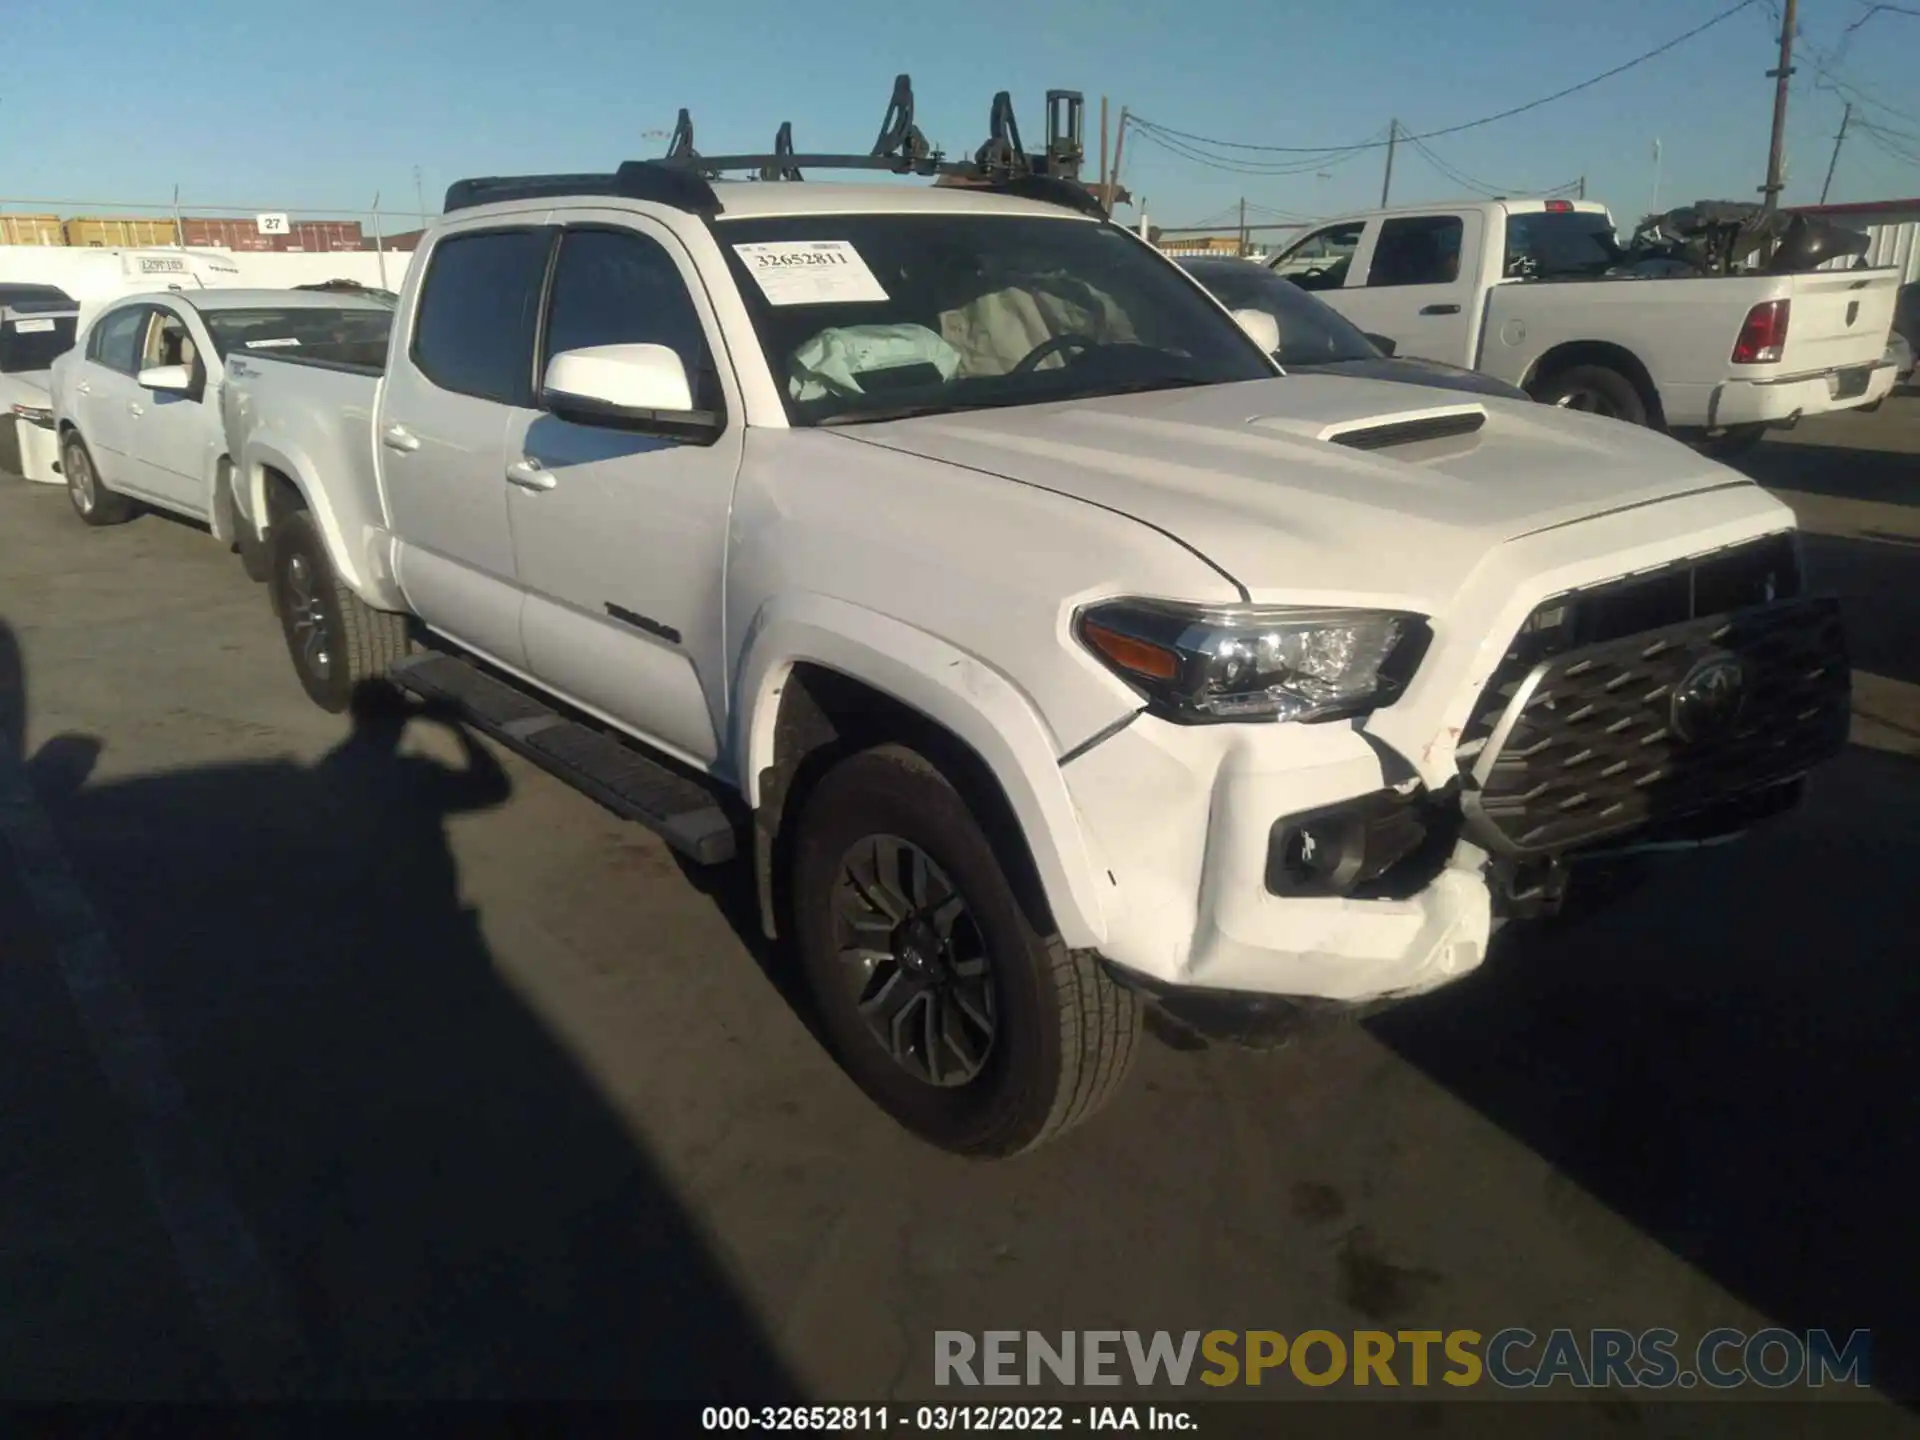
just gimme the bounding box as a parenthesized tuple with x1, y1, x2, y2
(831, 834, 996, 1087)
(284, 553, 334, 683)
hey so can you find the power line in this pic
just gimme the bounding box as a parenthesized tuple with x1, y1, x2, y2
(1130, 0, 1762, 156)
(1402, 132, 1581, 199)
(1129, 122, 1381, 176)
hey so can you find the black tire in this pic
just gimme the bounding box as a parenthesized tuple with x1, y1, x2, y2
(790, 743, 1140, 1157)
(1530, 364, 1650, 427)
(269, 508, 409, 712)
(61, 432, 136, 527)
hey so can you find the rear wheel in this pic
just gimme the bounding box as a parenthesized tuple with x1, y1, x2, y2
(790, 743, 1140, 1157)
(1530, 364, 1649, 427)
(270, 508, 409, 712)
(62, 433, 136, 527)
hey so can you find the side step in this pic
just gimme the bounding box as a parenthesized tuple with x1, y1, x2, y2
(387, 652, 737, 865)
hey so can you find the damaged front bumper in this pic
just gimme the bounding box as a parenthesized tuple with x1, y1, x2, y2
(1063, 579, 1849, 1040)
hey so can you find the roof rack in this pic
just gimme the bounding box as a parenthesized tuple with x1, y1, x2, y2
(443, 75, 1107, 220)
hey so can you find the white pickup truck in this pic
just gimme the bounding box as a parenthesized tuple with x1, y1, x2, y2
(1272, 198, 1901, 451)
(218, 157, 1851, 1157)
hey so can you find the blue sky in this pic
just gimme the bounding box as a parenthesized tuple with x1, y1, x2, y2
(5, 0, 1916, 234)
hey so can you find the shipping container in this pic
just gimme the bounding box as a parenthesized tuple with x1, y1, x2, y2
(180, 216, 279, 252)
(0, 213, 66, 246)
(281, 219, 366, 253)
(64, 216, 180, 248)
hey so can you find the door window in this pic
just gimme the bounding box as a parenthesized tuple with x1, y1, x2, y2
(410, 228, 553, 405)
(543, 228, 720, 411)
(88, 305, 150, 374)
(1272, 223, 1364, 291)
(139, 310, 199, 374)
(1364, 216, 1464, 287)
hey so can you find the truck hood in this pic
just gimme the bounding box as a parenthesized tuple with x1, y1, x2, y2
(839, 376, 1751, 605)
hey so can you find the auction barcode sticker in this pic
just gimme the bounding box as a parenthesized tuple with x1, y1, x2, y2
(732, 241, 888, 306)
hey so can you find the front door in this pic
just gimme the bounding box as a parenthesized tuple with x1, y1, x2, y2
(125, 306, 211, 513)
(378, 223, 556, 672)
(505, 218, 742, 767)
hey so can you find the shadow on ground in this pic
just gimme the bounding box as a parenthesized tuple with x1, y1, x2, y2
(0, 618, 797, 1402)
(1738, 439, 1919, 511)
(1370, 522, 1920, 1402)
(1803, 531, 1920, 687)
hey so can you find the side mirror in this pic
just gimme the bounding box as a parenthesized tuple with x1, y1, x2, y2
(1364, 332, 1398, 357)
(1231, 308, 1281, 355)
(136, 363, 193, 393)
(541, 343, 722, 443)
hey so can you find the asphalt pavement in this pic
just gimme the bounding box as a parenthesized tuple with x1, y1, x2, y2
(1, 404, 1916, 1420)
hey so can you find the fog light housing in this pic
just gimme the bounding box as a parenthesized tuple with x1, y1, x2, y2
(1264, 791, 1443, 898)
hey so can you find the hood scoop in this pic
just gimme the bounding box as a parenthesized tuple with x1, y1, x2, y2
(1248, 401, 1490, 453)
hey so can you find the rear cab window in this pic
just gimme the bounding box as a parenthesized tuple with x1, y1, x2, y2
(1502, 210, 1625, 279)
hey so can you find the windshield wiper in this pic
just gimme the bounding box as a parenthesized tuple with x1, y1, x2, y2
(816, 401, 977, 427)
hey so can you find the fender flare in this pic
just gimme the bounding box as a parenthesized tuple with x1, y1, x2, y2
(732, 593, 1110, 951)
(240, 438, 403, 611)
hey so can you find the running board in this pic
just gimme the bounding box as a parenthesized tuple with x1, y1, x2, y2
(387, 652, 737, 865)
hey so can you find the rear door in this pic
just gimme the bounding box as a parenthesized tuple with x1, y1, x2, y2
(1325, 212, 1481, 366)
(505, 217, 742, 765)
(70, 302, 151, 486)
(1775, 269, 1900, 376)
(378, 223, 557, 671)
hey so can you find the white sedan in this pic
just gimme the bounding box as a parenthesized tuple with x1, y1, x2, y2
(3, 303, 80, 485)
(49, 288, 391, 536)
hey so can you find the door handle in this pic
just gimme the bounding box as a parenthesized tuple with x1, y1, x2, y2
(506, 458, 557, 492)
(128, 402, 145, 417)
(1420, 303, 1462, 315)
(77, 381, 93, 395)
(381, 423, 420, 453)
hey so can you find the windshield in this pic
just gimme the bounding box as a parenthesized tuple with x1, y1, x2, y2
(1177, 260, 1378, 366)
(1503, 211, 1625, 278)
(715, 213, 1276, 426)
(0, 315, 78, 373)
(197, 306, 394, 367)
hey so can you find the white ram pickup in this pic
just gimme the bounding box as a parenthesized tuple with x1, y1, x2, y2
(1273, 199, 1901, 450)
(219, 160, 1851, 1157)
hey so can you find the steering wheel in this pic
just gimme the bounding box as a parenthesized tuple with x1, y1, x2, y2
(1010, 333, 1097, 376)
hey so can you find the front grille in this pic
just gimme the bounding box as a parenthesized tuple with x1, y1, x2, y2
(1459, 533, 1802, 757)
(1460, 596, 1849, 855)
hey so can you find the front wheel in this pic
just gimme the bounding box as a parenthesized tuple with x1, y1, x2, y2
(62, 433, 136, 527)
(1530, 364, 1650, 427)
(269, 508, 409, 712)
(790, 744, 1141, 1157)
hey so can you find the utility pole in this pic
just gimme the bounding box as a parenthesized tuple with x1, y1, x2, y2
(1819, 102, 1852, 204)
(1098, 96, 1109, 206)
(414, 164, 428, 226)
(1577, 175, 1587, 200)
(1238, 196, 1248, 257)
(1380, 119, 1398, 207)
(1760, 0, 1798, 211)
(1110, 107, 1130, 209)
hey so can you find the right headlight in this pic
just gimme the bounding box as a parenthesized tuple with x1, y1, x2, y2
(1075, 598, 1427, 724)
